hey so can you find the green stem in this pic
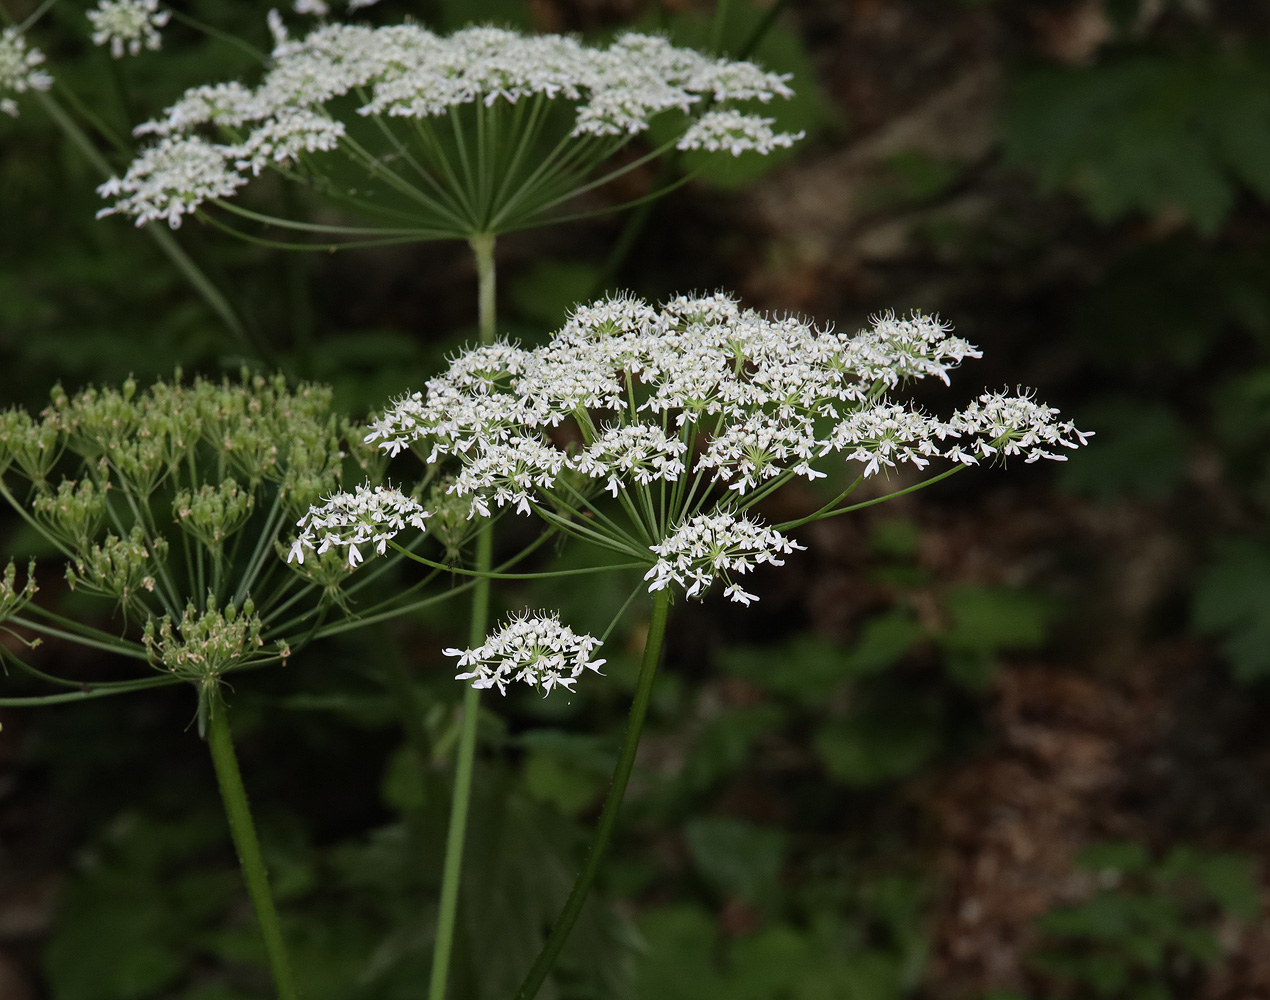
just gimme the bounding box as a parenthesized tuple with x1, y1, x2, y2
(515, 586, 673, 1000)
(205, 685, 300, 1000)
(31, 90, 257, 357)
(427, 234, 497, 1000)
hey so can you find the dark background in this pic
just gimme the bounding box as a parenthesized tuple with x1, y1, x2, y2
(3, 1, 1270, 998)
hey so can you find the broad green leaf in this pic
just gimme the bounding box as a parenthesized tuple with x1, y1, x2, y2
(685, 817, 787, 902)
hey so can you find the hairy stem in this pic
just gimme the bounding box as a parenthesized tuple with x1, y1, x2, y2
(427, 234, 497, 1000)
(515, 586, 673, 1000)
(206, 685, 300, 1000)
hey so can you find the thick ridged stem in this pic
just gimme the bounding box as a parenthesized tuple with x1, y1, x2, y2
(206, 685, 300, 1000)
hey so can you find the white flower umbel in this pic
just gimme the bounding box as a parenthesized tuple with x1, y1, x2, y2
(0, 27, 52, 117)
(290, 483, 429, 566)
(646, 510, 805, 605)
(87, 0, 171, 59)
(99, 20, 802, 234)
(445, 612, 606, 696)
(343, 293, 1089, 603)
(97, 135, 248, 228)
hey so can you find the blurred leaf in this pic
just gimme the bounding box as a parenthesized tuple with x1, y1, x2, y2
(1057, 398, 1189, 501)
(1070, 241, 1270, 376)
(43, 811, 241, 1000)
(1190, 853, 1262, 921)
(1078, 842, 1153, 877)
(521, 729, 612, 816)
(849, 610, 925, 677)
(870, 518, 923, 559)
(510, 259, 605, 330)
(814, 691, 941, 787)
(717, 634, 850, 703)
(939, 585, 1053, 687)
(674, 705, 786, 802)
(1193, 539, 1270, 680)
(1004, 49, 1270, 232)
(685, 817, 786, 902)
(634, 905, 727, 1000)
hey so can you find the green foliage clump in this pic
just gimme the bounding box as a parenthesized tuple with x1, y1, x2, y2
(1004, 49, 1270, 233)
(1022, 843, 1260, 1000)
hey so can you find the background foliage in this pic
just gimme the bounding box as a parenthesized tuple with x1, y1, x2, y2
(2, 0, 1269, 998)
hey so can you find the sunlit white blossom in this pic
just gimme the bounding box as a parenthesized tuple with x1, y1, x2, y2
(88, 0, 171, 59)
(0, 27, 52, 118)
(445, 612, 606, 695)
(290, 483, 428, 566)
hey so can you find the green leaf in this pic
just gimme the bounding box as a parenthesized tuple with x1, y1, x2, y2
(634, 905, 727, 1000)
(509, 259, 605, 330)
(1004, 50, 1270, 232)
(1077, 842, 1152, 877)
(1057, 398, 1190, 501)
(939, 585, 1052, 676)
(814, 692, 941, 787)
(685, 817, 787, 902)
(1193, 540, 1270, 680)
(849, 611, 925, 677)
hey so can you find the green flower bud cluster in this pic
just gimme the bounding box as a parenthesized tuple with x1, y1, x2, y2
(143, 594, 265, 681)
(66, 526, 168, 611)
(0, 408, 62, 484)
(0, 559, 37, 623)
(423, 476, 477, 564)
(0, 371, 405, 698)
(173, 479, 254, 552)
(32, 478, 108, 551)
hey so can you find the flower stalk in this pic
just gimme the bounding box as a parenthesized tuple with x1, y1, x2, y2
(515, 586, 673, 1000)
(206, 684, 301, 1000)
(428, 233, 498, 1000)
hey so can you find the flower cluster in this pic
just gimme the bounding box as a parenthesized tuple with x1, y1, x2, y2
(87, 0, 171, 59)
(445, 613, 606, 695)
(0, 27, 52, 118)
(645, 510, 805, 606)
(143, 596, 266, 680)
(294, 0, 383, 15)
(0, 559, 37, 624)
(98, 21, 801, 228)
(290, 484, 429, 567)
(338, 293, 1089, 606)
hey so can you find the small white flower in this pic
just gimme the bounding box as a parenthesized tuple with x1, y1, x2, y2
(293, 0, 330, 15)
(290, 483, 429, 566)
(0, 27, 53, 118)
(87, 0, 171, 59)
(445, 612, 606, 696)
(645, 509, 805, 603)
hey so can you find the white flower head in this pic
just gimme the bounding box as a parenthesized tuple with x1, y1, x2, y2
(0, 27, 53, 118)
(445, 612, 606, 696)
(87, 0, 171, 59)
(95, 135, 246, 229)
(678, 109, 804, 157)
(289, 483, 429, 567)
(104, 24, 802, 227)
(645, 509, 806, 605)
